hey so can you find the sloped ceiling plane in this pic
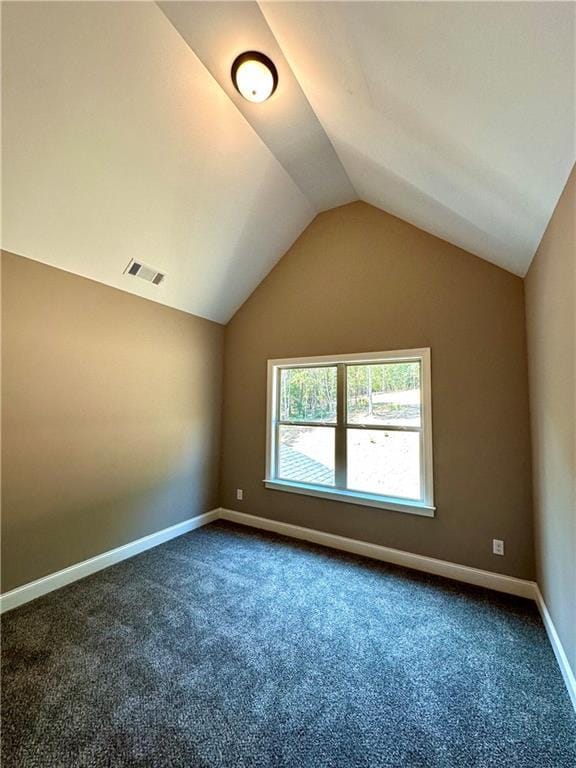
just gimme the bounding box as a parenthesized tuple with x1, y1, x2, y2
(2, 2, 574, 323)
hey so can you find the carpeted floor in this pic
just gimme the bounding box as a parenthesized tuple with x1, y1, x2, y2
(1, 521, 575, 768)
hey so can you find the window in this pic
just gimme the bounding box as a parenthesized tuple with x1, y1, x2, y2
(265, 349, 434, 516)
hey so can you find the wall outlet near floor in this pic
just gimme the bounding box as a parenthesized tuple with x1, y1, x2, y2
(236, 489, 244, 501)
(492, 539, 505, 556)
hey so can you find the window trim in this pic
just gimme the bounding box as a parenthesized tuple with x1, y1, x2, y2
(264, 348, 435, 517)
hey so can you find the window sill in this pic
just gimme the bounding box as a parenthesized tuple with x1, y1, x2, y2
(263, 479, 436, 517)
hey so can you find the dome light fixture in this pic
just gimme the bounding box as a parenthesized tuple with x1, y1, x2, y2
(231, 51, 278, 103)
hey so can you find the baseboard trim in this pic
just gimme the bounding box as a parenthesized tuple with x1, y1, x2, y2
(534, 587, 576, 712)
(0, 509, 220, 614)
(218, 508, 576, 710)
(0, 505, 538, 609)
(3, 505, 573, 713)
(219, 508, 537, 600)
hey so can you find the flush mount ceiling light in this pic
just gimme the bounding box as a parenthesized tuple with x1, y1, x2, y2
(231, 51, 278, 103)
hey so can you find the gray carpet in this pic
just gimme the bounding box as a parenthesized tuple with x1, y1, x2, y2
(2, 521, 575, 767)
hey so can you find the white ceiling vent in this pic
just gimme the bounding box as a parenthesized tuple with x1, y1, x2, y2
(124, 259, 166, 286)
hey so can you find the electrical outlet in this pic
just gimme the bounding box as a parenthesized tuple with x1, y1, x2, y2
(236, 489, 243, 501)
(492, 539, 504, 556)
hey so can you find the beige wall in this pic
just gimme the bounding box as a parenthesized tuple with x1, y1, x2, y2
(525, 165, 576, 676)
(2, 202, 540, 591)
(1, 251, 223, 592)
(222, 202, 534, 579)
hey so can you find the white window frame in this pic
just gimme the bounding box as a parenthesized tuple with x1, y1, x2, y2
(264, 348, 435, 517)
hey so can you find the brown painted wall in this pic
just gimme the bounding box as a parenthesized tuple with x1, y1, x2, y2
(1, 251, 223, 592)
(525, 165, 576, 675)
(222, 202, 534, 579)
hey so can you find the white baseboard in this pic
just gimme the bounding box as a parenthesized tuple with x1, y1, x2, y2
(534, 587, 576, 712)
(219, 508, 537, 600)
(0, 509, 219, 614)
(2, 504, 573, 714)
(220, 508, 576, 712)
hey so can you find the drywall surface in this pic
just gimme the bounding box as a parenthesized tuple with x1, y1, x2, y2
(525, 165, 576, 676)
(222, 202, 534, 578)
(1, 252, 223, 591)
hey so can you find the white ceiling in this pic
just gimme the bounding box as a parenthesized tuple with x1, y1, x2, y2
(158, 1, 356, 212)
(2, 2, 575, 323)
(1, 2, 314, 324)
(261, 1, 575, 276)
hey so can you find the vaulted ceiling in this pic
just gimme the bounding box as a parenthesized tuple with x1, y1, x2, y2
(2, 2, 574, 323)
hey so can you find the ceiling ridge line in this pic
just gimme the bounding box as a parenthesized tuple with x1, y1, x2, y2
(155, 1, 319, 213)
(255, 0, 359, 206)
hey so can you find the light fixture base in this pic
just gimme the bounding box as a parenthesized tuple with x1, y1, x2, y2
(231, 51, 278, 103)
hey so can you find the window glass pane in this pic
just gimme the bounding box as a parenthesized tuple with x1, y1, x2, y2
(347, 429, 420, 500)
(278, 425, 335, 486)
(346, 362, 421, 426)
(280, 367, 337, 423)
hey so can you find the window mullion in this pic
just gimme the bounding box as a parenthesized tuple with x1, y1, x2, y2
(335, 363, 347, 488)
(274, 367, 282, 479)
